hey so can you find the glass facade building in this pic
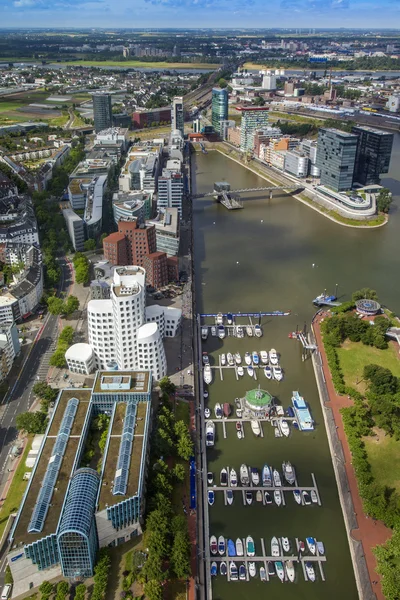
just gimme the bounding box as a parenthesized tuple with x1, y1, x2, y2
(171, 97, 184, 137)
(92, 94, 113, 134)
(316, 128, 358, 192)
(238, 107, 270, 152)
(351, 125, 394, 186)
(211, 88, 228, 136)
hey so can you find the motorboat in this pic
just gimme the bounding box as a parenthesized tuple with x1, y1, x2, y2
(260, 350, 269, 364)
(204, 407, 210, 419)
(237, 428, 243, 439)
(206, 421, 215, 447)
(317, 541, 325, 555)
(299, 540, 305, 553)
(236, 325, 244, 338)
(275, 561, 285, 582)
(267, 561, 275, 577)
(208, 490, 215, 506)
(229, 468, 238, 487)
(280, 420, 290, 437)
(210, 562, 217, 577)
(264, 491, 272, 505)
(311, 490, 318, 504)
(239, 564, 246, 581)
(237, 366, 244, 377)
(235, 352, 242, 365)
(273, 366, 283, 381)
(249, 562, 257, 577)
(207, 472, 213, 485)
(273, 469, 282, 487)
(235, 398, 241, 409)
(306, 537, 316, 555)
(262, 464, 272, 487)
(220, 561, 227, 576)
(286, 560, 295, 582)
(218, 325, 225, 339)
(282, 461, 296, 485)
(245, 491, 253, 505)
(250, 419, 261, 437)
(226, 489, 234, 505)
(303, 491, 311, 506)
(260, 566, 267, 581)
(218, 536, 226, 556)
(210, 535, 217, 555)
(256, 490, 262, 502)
(220, 353, 226, 366)
(227, 539, 236, 556)
(306, 561, 316, 582)
(271, 536, 280, 557)
(229, 561, 238, 581)
(204, 365, 212, 385)
(202, 352, 209, 365)
(313, 291, 337, 306)
(274, 490, 282, 506)
(246, 536, 255, 557)
(216, 313, 224, 326)
(227, 312, 233, 325)
(246, 325, 253, 337)
(220, 468, 228, 486)
(236, 421, 242, 431)
(251, 467, 260, 486)
(211, 326, 217, 337)
(240, 464, 250, 485)
(223, 403, 231, 417)
(247, 366, 254, 377)
(281, 537, 290, 552)
(236, 408, 243, 418)
(236, 538, 244, 557)
(252, 351, 259, 366)
(269, 348, 278, 365)
(215, 403, 223, 419)
(201, 327, 208, 340)
(227, 352, 234, 366)
(287, 406, 294, 418)
(293, 489, 301, 504)
(204, 388, 209, 400)
(244, 352, 252, 365)
(264, 366, 272, 379)
(254, 324, 262, 337)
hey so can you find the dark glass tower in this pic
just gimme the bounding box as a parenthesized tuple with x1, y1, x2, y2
(316, 128, 358, 192)
(92, 93, 112, 133)
(352, 125, 394, 186)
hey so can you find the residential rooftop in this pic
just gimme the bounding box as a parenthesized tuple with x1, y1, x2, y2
(92, 370, 151, 395)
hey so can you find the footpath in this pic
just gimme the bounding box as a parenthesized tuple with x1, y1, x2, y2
(313, 312, 391, 600)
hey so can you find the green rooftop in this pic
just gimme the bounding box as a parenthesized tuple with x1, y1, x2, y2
(245, 387, 273, 409)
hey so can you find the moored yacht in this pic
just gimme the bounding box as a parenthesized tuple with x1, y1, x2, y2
(229, 468, 238, 487)
(218, 536, 226, 556)
(229, 561, 238, 581)
(247, 365, 254, 377)
(201, 326, 208, 340)
(251, 467, 260, 486)
(237, 366, 244, 377)
(273, 365, 283, 381)
(226, 489, 234, 505)
(306, 561, 316, 582)
(280, 420, 290, 437)
(286, 560, 295, 582)
(271, 536, 279, 557)
(216, 312, 224, 326)
(227, 352, 234, 366)
(250, 419, 261, 436)
(306, 537, 316, 555)
(236, 325, 244, 338)
(283, 461, 296, 485)
(269, 348, 278, 365)
(273, 469, 282, 487)
(274, 490, 282, 506)
(206, 421, 215, 447)
(264, 366, 272, 379)
(227, 312, 233, 325)
(246, 325, 253, 337)
(252, 351, 259, 365)
(220, 353, 226, 366)
(204, 365, 212, 385)
(260, 350, 269, 364)
(236, 538, 244, 557)
(218, 325, 225, 339)
(220, 468, 228, 486)
(240, 464, 250, 485)
(214, 403, 222, 419)
(246, 536, 255, 557)
(254, 324, 262, 337)
(235, 352, 241, 365)
(244, 352, 252, 365)
(275, 561, 285, 582)
(262, 464, 272, 486)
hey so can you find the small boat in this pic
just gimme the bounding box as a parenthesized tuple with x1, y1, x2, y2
(306, 537, 316, 555)
(269, 348, 278, 365)
(262, 464, 272, 486)
(254, 324, 262, 337)
(204, 407, 210, 418)
(246, 536, 255, 557)
(202, 352, 209, 365)
(236, 421, 242, 431)
(274, 490, 282, 506)
(223, 403, 231, 417)
(204, 365, 212, 385)
(207, 472, 213, 485)
(244, 352, 252, 365)
(273, 469, 281, 487)
(211, 326, 217, 337)
(239, 564, 246, 581)
(220, 561, 227, 576)
(311, 490, 318, 504)
(237, 428, 243, 440)
(273, 365, 283, 381)
(220, 353, 226, 366)
(227, 352, 234, 366)
(299, 540, 305, 553)
(210, 535, 217, 555)
(237, 366, 244, 377)
(210, 562, 217, 577)
(229, 468, 238, 487)
(204, 389, 209, 400)
(267, 561, 275, 576)
(264, 366, 272, 379)
(281, 537, 290, 552)
(303, 491, 311, 506)
(201, 327, 208, 340)
(250, 419, 261, 436)
(230, 561, 238, 580)
(245, 491, 253, 505)
(208, 490, 215, 506)
(256, 490, 262, 502)
(283, 461, 296, 485)
(215, 403, 222, 419)
(216, 313, 224, 325)
(220, 468, 228, 486)
(275, 561, 285, 582)
(236, 325, 244, 338)
(306, 561, 316, 582)
(227, 539, 236, 556)
(218, 325, 225, 339)
(252, 351, 259, 365)
(218, 536, 226, 556)
(251, 467, 260, 486)
(236, 408, 243, 418)
(316, 541, 325, 555)
(226, 489, 234, 505)
(236, 538, 244, 557)
(286, 560, 295, 582)
(264, 491, 272, 504)
(247, 366, 254, 377)
(280, 420, 290, 437)
(246, 325, 253, 337)
(293, 489, 301, 504)
(260, 350, 269, 364)
(240, 464, 250, 485)
(206, 421, 215, 447)
(271, 536, 280, 557)
(235, 352, 241, 365)
(249, 562, 256, 577)
(260, 566, 267, 582)
(235, 398, 241, 408)
(227, 312, 233, 325)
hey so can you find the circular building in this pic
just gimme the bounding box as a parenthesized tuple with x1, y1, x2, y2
(65, 343, 95, 375)
(355, 298, 381, 316)
(136, 322, 167, 381)
(244, 386, 274, 418)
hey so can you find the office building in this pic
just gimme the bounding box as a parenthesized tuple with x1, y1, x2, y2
(65, 343, 95, 375)
(0, 321, 20, 382)
(211, 88, 228, 136)
(132, 107, 171, 129)
(316, 128, 358, 192)
(157, 160, 184, 216)
(237, 106, 270, 152)
(262, 74, 277, 90)
(92, 93, 113, 133)
(147, 208, 180, 256)
(103, 232, 128, 266)
(63, 208, 85, 252)
(171, 97, 184, 137)
(112, 191, 151, 225)
(300, 139, 320, 177)
(117, 221, 157, 266)
(284, 151, 309, 178)
(143, 252, 168, 288)
(351, 126, 394, 186)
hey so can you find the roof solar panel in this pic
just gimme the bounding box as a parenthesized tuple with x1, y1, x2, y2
(113, 403, 136, 496)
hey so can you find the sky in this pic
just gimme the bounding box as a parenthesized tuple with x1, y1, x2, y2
(1, 0, 400, 29)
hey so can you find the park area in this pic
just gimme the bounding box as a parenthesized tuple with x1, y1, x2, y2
(337, 340, 400, 392)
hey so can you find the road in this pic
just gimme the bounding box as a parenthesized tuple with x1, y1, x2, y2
(0, 257, 72, 586)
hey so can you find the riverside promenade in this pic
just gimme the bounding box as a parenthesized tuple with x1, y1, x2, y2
(311, 312, 391, 600)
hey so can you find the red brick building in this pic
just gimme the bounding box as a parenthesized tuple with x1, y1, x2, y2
(143, 252, 169, 289)
(117, 220, 157, 267)
(102, 232, 128, 266)
(166, 256, 179, 282)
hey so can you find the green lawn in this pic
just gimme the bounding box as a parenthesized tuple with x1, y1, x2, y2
(337, 340, 400, 392)
(48, 113, 69, 127)
(364, 433, 400, 493)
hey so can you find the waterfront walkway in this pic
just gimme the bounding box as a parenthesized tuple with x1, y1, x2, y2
(313, 312, 391, 600)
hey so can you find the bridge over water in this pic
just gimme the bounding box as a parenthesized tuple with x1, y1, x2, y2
(192, 181, 302, 209)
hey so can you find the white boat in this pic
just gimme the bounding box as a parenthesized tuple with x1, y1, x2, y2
(286, 560, 295, 582)
(254, 324, 262, 337)
(273, 366, 283, 381)
(269, 348, 278, 365)
(250, 419, 261, 436)
(303, 491, 311, 506)
(246, 536, 255, 557)
(271, 536, 280, 557)
(247, 366, 254, 377)
(262, 464, 272, 486)
(218, 536, 226, 556)
(229, 561, 238, 581)
(246, 325, 253, 337)
(316, 541, 325, 555)
(282, 461, 296, 485)
(306, 561, 316, 582)
(251, 467, 260, 486)
(237, 366, 244, 377)
(293, 489, 301, 504)
(226, 489, 234, 505)
(281, 537, 290, 552)
(260, 566, 267, 582)
(264, 366, 272, 379)
(252, 351, 259, 365)
(240, 464, 250, 485)
(218, 325, 225, 339)
(239, 564, 246, 581)
(249, 562, 256, 577)
(211, 326, 217, 337)
(220, 468, 228, 486)
(260, 350, 269, 364)
(204, 365, 212, 385)
(235, 352, 241, 365)
(274, 490, 282, 506)
(207, 472, 214, 485)
(311, 490, 318, 504)
(206, 421, 215, 447)
(236, 325, 244, 338)
(236, 538, 244, 557)
(245, 491, 253, 505)
(237, 429, 243, 439)
(204, 407, 210, 418)
(210, 535, 217, 555)
(201, 327, 208, 340)
(306, 537, 316, 555)
(236, 408, 242, 418)
(221, 353, 226, 366)
(273, 469, 281, 487)
(216, 312, 224, 326)
(227, 352, 234, 366)
(214, 403, 222, 419)
(229, 468, 238, 487)
(202, 352, 209, 365)
(275, 561, 285, 582)
(244, 352, 252, 365)
(280, 420, 290, 437)
(256, 490, 262, 502)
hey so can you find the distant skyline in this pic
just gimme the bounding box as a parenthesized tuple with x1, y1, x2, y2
(1, 0, 399, 29)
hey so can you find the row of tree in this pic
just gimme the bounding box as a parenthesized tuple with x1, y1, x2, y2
(73, 252, 90, 285)
(91, 549, 111, 600)
(49, 325, 76, 369)
(47, 294, 79, 317)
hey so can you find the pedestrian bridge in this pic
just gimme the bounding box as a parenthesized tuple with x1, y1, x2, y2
(192, 181, 302, 201)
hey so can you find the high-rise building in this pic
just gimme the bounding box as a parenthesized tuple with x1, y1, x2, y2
(92, 93, 113, 133)
(117, 220, 157, 266)
(143, 252, 168, 289)
(103, 231, 128, 266)
(351, 126, 394, 186)
(315, 128, 358, 192)
(171, 96, 184, 137)
(157, 160, 184, 216)
(262, 74, 277, 90)
(237, 106, 270, 152)
(211, 88, 228, 136)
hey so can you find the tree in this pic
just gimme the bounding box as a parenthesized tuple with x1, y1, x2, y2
(172, 463, 186, 482)
(47, 296, 64, 315)
(16, 411, 48, 434)
(33, 382, 58, 403)
(62, 295, 79, 316)
(171, 529, 191, 579)
(352, 288, 378, 302)
(75, 584, 86, 600)
(144, 580, 163, 600)
(218, 78, 228, 88)
(39, 581, 53, 597)
(377, 188, 392, 214)
(252, 96, 265, 106)
(49, 350, 67, 368)
(59, 326, 75, 345)
(84, 238, 96, 251)
(159, 376, 176, 395)
(55, 581, 69, 599)
(176, 429, 194, 461)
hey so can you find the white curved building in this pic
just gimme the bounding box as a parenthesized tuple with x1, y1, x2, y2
(88, 299, 116, 370)
(136, 322, 167, 381)
(65, 343, 95, 375)
(145, 304, 181, 338)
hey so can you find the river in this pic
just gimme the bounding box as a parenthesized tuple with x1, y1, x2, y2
(192, 134, 400, 600)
